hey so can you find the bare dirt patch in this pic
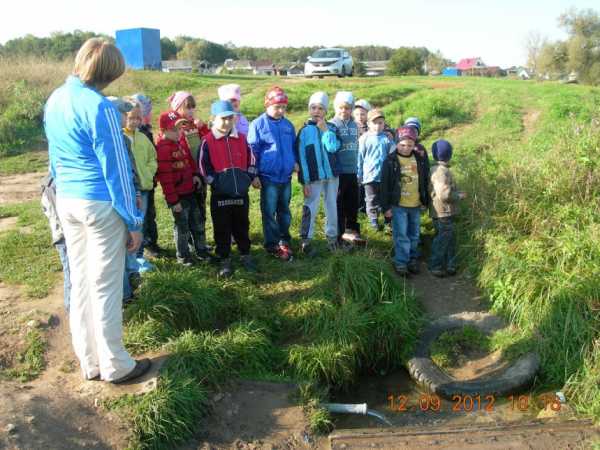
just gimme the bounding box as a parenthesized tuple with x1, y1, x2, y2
(0, 171, 46, 205)
(523, 109, 541, 137)
(0, 216, 18, 232)
(0, 283, 131, 450)
(184, 380, 321, 450)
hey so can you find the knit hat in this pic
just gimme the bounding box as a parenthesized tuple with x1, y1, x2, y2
(264, 86, 288, 107)
(159, 111, 188, 130)
(404, 117, 422, 135)
(131, 93, 152, 117)
(432, 139, 453, 162)
(334, 91, 354, 108)
(218, 84, 241, 101)
(308, 92, 329, 111)
(168, 91, 193, 111)
(354, 99, 372, 112)
(367, 108, 384, 122)
(396, 126, 418, 142)
(107, 96, 134, 114)
(210, 100, 236, 117)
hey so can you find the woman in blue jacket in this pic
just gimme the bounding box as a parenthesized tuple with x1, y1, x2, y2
(44, 38, 150, 384)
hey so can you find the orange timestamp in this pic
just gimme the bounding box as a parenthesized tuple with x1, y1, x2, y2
(387, 393, 563, 413)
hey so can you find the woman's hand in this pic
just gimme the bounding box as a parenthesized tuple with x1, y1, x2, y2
(251, 177, 261, 189)
(127, 231, 143, 253)
(384, 209, 392, 219)
(303, 184, 311, 198)
(171, 202, 182, 213)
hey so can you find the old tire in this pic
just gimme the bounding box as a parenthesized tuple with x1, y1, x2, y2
(407, 312, 540, 399)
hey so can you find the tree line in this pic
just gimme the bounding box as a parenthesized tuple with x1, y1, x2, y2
(0, 31, 451, 75)
(526, 7, 600, 84)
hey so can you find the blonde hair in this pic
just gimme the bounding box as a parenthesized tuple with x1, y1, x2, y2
(73, 38, 125, 89)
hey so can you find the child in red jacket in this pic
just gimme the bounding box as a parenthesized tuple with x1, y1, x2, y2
(199, 100, 260, 278)
(156, 111, 205, 266)
(168, 91, 211, 260)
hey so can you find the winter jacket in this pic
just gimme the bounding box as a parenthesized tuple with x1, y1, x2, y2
(124, 128, 157, 191)
(329, 117, 358, 174)
(357, 132, 394, 184)
(429, 161, 460, 218)
(415, 142, 431, 172)
(40, 174, 63, 245)
(380, 150, 430, 212)
(44, 75, 142, 232)
(295, 120, 341, 184)
(156, 137, 197, 206)
(236, 113, 249, 136)
(247, 113, 296, 184)
(199, 128, 256, 198)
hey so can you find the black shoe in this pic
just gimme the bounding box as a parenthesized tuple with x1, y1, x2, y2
(128, 272, 142, 291)
(218, 258, 233, 278)
(144, 243, 161, 258)
(240, 255, 257, 272)
(446, 268, 457, 276)
(408, 259, 420, 274)
(122, 294, 136, 306)
(301, 240, 318, 257)
(196, 248, 213, 263)
(177, 257, 194, 267)
(111, 358, 152, 384)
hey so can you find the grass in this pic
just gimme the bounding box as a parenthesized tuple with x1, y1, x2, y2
(1, 329, 47, 382)
(430, 325, 490, 369)
(2, 64, 600, 446)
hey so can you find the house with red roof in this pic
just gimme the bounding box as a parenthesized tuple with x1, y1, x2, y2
(454, 57, 503, 77)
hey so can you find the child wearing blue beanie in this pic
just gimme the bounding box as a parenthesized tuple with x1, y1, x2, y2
(428, 139, 467, 277)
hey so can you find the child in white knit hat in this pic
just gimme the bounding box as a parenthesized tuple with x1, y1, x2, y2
(295, 92, 341, 255)
(218, 84, 249, 135)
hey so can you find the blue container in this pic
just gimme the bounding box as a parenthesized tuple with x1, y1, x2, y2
(115, 28, 161, 70)
(442, 67, 461, 77)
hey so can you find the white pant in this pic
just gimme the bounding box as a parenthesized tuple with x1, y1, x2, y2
(301, 178, 339, 240)
(56, 198, 135, 381)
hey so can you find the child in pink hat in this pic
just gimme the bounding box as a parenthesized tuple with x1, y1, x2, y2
(218, 84, 249, 135)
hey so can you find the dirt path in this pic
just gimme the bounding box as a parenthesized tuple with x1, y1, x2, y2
(522, 109, 541, 138)
(0, 171, 46, 205)
(0, 283, 133, 450)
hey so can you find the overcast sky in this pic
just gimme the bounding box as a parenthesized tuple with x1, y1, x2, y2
(1, 0, 598, 67)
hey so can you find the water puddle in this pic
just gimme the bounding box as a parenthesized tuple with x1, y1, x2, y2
(331, 368, 542, 429)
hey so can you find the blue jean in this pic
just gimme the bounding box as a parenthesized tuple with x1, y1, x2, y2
(136, 191, 149, 258)
(55, 239, 71, 312)
(429, 217, 457, 271)
(391, 206, 421, 267)
(123, 252, 139, 300)
(260, 179, 292, 249)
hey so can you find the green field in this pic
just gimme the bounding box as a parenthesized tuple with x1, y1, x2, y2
(1, 60, 599, 448)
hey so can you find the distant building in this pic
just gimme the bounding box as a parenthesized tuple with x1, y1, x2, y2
(455, 57, 503, 77)
(253, 60, 276, 75)
(115, 28, 161, 70)
(161, 60, 193, 73)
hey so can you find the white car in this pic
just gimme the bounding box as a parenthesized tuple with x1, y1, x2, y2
(305, 48, 353, 78)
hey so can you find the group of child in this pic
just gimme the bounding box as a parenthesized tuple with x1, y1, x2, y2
(43, 83, 466, 306)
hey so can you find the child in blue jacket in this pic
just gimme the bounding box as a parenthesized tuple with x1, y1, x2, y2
(295, 92, 341, 255)
(357, 108, 395, 231)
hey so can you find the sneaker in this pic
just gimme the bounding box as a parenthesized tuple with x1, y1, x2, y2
(394, 264, 409, 277)
(408, 259, 420, 274)
(240, 254, 257, 272)
(128, 272, 142, 291)
(111, 358, 152, 384)
(446, 268, 457, 276)
(177, 257, 194, 268)
(429, 268, 445, 278)
(341, 230, 367, 247)
(275, 243, 293, 262)
(144, 243, 162, 258)
(301, 240, 318, 257)
(136, 257, 156, 273)
(218, 258, 233, 278)
(196, 248, 213, 263)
